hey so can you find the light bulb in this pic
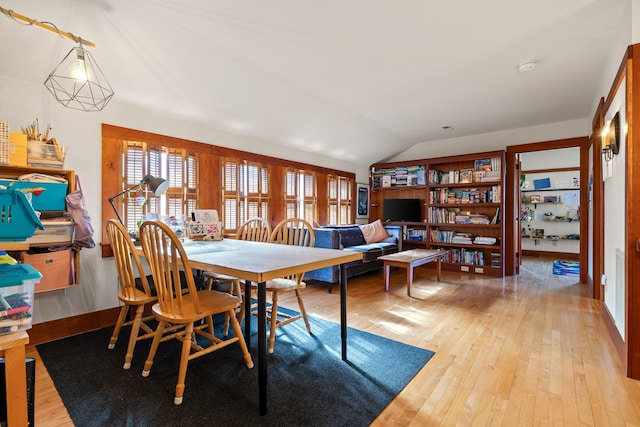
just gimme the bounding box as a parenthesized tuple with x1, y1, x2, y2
(68, 47, 88, 81)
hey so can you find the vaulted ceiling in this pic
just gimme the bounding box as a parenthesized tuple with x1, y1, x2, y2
(0, 0, 626, 167)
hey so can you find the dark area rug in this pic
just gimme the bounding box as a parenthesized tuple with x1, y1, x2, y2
(37, 311, 434, 427)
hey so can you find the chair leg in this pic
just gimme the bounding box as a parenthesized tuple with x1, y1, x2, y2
(295, 289, 312, 334)
(108, 304, 130, 350)
(268, 291, 279, 354)
(223, 279, 243, 337)
(174, 322, 195, 405)
(228, 310, 254, 369)
(142, 320, 166, 378)
(123, 304, 145, 369)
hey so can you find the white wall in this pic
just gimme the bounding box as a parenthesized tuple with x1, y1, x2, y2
(0, 75, 365, 324)
(388, 119, 589, 161)
(589, 0, 636, 340)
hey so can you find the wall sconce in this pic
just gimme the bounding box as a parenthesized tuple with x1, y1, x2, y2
(601, 111, 620, 162)
(108, 175, 170, 225)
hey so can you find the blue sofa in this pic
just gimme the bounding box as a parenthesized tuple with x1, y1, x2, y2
(305, 224, 402, 292)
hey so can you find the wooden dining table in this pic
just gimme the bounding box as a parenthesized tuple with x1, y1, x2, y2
(150, 238, 362, 415)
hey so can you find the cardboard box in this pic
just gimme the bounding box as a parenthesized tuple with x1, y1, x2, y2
(0, 263, 41, 334)
(27, 140, 65, 169)
(21, 249, 73, 293)
(9, 132, 27, 166)
(0, 179, 68, 211)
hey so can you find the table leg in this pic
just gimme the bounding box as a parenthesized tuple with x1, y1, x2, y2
(243, 280, 251, 347)
(384, 263, 390, 292)
(340, 263, 348, 361)
(257, 281, 267, 416)
(437, 256, 442, 281)
(407, 264, 414, 297)
(4, 344, 28, 426)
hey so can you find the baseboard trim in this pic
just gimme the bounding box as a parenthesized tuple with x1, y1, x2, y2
(521, 250, 580, 261)
(28, 307, 121, 347)
(601, 302, 626, 373)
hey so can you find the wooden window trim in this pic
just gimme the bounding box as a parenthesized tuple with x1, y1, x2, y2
(101, 124, 355, 256)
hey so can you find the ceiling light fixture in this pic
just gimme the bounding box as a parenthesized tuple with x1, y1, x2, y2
(517, 60, 537, 73)
(0, 6, 114, 111)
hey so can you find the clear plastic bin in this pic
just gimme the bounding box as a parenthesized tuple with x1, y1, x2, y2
(0, 264, 41, 334)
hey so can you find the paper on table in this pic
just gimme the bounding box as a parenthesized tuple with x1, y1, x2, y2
(193, 209, 218, 223)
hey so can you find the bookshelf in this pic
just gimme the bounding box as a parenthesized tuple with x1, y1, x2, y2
(520, 172, 580, 255)
(370, 150, 505, 277)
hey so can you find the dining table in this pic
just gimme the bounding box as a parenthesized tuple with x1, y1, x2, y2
(154, 238, 363, 416)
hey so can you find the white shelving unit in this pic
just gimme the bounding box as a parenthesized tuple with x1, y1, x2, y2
(520, 171, 580, 255)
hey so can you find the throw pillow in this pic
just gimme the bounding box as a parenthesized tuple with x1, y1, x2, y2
(359, 219, 389, 244)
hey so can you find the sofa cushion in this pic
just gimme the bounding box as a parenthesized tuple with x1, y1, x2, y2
(344, 245, 383, 262)
(336, 226, 366, 247)
(366, 241, 398, 255)
(359, 219, 390, 243)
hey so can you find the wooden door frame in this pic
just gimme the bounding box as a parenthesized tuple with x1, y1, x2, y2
(505, 137, 588, 281)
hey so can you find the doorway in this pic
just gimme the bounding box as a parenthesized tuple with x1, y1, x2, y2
(505, 137, 589, 287)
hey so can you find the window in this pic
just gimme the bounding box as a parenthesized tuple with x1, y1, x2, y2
(102, 125, 356, 251)
(284, 168, 316, 223)
(328, 175, 352, 225)
(222, 159, 270, 232)
(117, 140, 197, 232)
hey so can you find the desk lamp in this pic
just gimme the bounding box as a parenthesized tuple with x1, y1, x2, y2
(109, 175, 169, 225)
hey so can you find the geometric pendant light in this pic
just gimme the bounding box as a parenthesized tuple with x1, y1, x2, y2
(0, 6, 114, 111)
(44, 43, 115, 112)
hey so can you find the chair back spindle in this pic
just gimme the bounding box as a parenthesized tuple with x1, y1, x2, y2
(139, 221, 202, 317)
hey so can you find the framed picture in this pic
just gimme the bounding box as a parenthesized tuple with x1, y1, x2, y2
(529, 194, 541, 203)
(543, 196, 558, 203)
(356, 183, 370, 219)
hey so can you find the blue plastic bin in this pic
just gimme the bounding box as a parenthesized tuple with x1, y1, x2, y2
(0, 189, 45, 241)
(0, 179, 68, 211)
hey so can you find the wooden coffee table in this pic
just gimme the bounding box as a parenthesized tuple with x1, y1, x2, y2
(379, 249, 444, 296)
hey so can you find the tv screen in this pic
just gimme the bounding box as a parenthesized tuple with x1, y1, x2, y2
(383, 198, 421, 222)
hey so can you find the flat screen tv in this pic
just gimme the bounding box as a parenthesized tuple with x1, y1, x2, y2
(383, 198, 421, 222)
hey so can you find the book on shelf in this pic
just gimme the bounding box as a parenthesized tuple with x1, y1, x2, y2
(474, 158, 492, 171)
(459, 168, 473, 183)
(491, 207, 500, 224)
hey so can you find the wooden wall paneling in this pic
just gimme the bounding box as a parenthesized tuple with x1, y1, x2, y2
(316, 173, 329, 225)
(269, 165, 286, 227)
(101, 124, 354, 247)
(196, 152, 220, 210)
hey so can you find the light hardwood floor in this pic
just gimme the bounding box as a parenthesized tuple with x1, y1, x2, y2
(26, 257, 640, 426)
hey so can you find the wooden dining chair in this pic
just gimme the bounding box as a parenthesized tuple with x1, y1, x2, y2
(204, 217, 272, 335)
(106, 219, 158, 369)
(139, 220, 254, 405)
(261, 218, 315, 354)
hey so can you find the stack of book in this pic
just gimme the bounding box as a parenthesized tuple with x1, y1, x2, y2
(451, 232, 473, 244)
(473, 236, 497, 245)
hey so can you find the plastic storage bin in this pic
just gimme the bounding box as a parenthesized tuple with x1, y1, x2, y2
(0, 263, 41, 334)
(0, 179, 68, 211)
(0, 189, 44, 241)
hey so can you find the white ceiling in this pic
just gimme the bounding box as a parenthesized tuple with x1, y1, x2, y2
(0, 0, 626, 167)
